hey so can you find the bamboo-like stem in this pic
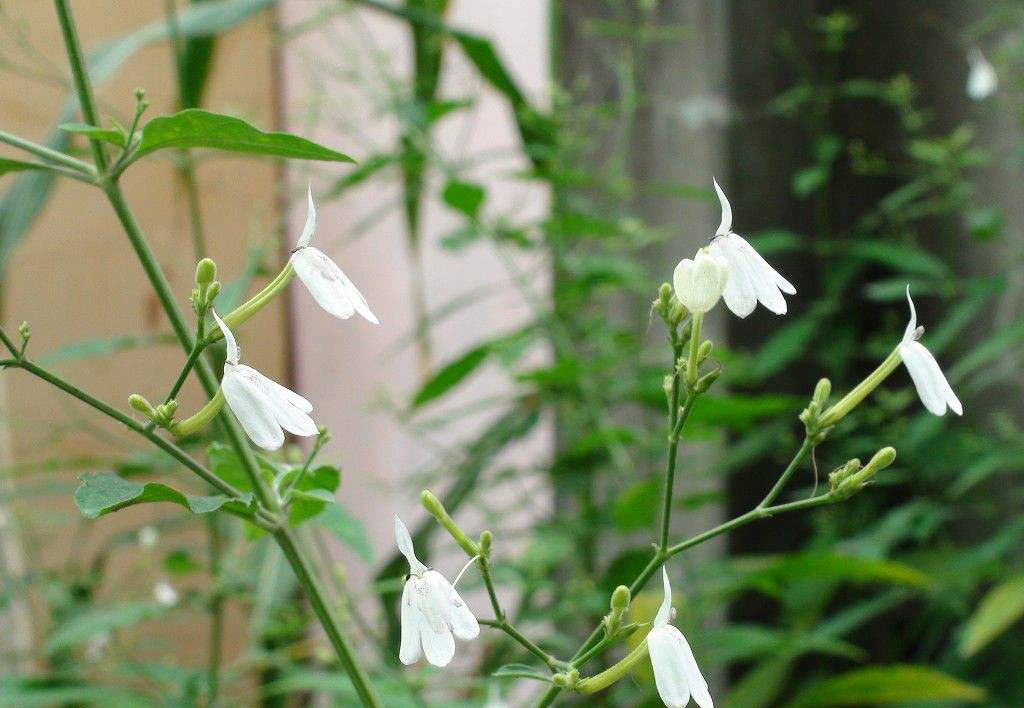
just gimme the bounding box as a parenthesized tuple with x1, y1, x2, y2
(52, 0, 107, 172)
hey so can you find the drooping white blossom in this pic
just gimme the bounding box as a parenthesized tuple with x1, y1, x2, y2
(291, 188, 378, 325)
(154, 581, 179, 607)
(647, 569, 713, 708)
(673, 249, 729, 314)
(212, 309, 318, 450)
(395, 515, 479, 667)
(707, 179, 796, 318)
(898, 286, 963, 417)
(966, 49, 997, 101)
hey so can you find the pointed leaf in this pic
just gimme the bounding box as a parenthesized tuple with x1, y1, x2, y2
(74, 472, 252, 518)
(784, 665, 984, 707)
(131, 109, 353, 164)
(59, 123, 126, 147)
(411, 344, 491, 408)
(959, 574, 1024, 656)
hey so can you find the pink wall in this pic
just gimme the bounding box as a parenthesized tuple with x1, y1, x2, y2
(278, 1, 551, 589)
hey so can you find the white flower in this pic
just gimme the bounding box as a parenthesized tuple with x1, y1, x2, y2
(395, 515, 479, 667)
(154, 581, 178, 607)
(647, 569, 712, 708)
(673, 250, 729, 314)
(212, 309, 318, 450)
(966, 49, 997, 101)
(707, 179, 796, 318)
(898, 286, 962, 417)
(291, 188, 378, 325)
(137, 525, 159, 549)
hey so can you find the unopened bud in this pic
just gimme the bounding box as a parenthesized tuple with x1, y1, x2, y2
(421, 489, 479, 556)
(162, 399, 177, 417)
(813, 378, 832, 407)
(835, 447, 896, 497)
(697, 340, 713, 361)
(17, 321, 30, 340)
(610, 585, 630, 611)
(129, 394, 155, 416)
(133, 87, 146, 102)
(695, 367, 721, 393)
(828, 458, 861, 491)
(479, 530, 492, 558)
(195, 258, 217, 285)
(658, 282, 673, 304)
(206, 281, 221, 300)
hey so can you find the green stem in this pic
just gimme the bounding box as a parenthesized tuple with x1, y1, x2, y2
(207, 263, 296, 342)
(273, 527, 384, 708)
(756, 437, 813, 509)
(659, 334, 684, 551)
(575, 638, 650, 695)
(206, 514, 224, 703)
(0, 129, 96, 177)
(52, 0, 107, 172)
(685, 312, 702, 389)
(819, 347, 902, 428)
(171, 389, 225, 436)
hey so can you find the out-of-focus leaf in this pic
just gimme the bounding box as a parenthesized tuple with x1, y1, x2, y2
(0, 159, 55, 177)
(130, 109, 353, 164)
(39, 332, 174, 365)
(287, 465, 340, 525)
(441, 179, 485, 218)
(178, 0, 219, 109)
(59, 122, 126, 147)
(750, 552, 932, 592)
(687, 394, 802, 431)
(45, 602, 168, 653)
(326, 153, 397, 196)
(959, 575, 1024, 657)
(612, 478, 659, 532)
(0, 683, 150, 708)
(412, 344, 491, 408)
(783, 665, 985, 707)
(319, 504, 373, 562)
(843, 239, 950, 278)
(724, 655, 793, 708)
(74, 472, 252, 519)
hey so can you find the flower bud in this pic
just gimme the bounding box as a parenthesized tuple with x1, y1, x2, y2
(479, 530, 492, 558)
(611, 585, 630, 611)
(129, 393, 155, 416)
(828, 458, 861, 492)
(17, 321, 30, 341)
(835, 447, 896, 497)
(195, 258, 217, 285)
(813, 378, 832, 408)
(694, 367, 721, 393)
(421, 489, 479, 556)
(658, 282, 673, 305)
(697, 340, 713, 362)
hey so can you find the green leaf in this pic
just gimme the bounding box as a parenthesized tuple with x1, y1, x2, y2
(442, 179, 486, 219)
(319, 504, 373, 562)
(412, 344, 491, 408)
(612, 478, 659, 532)
(843, 239, 950, 278)
(0, 159, 53, 177)
(288, 465, 341, 525)
(39, 332, 174, 365)
(131, 109, 353, 164)
(784, 665, 985, 708)
(492, 664, 554, 683)
(45, 602, 168, 653)
(74, 472, 252, 519)
(959, 574, 1024, 656)
(753, 552, 933, 591)
(208, 441, 278, 492)
(0, 683, 150, 708)
(59, 122, 126, 147)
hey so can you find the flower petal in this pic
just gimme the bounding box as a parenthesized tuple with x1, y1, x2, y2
(903, 285, 918, 343)
(654, 567, 673, 628)
(221, 366, 283, 450)
(426, 570, 479, 641)
(292, 247, 379, 325)
(399, 579, 423, 665)
(211, 309, 239, 365)
(251, 370, 318, 437)
(901, 341, 962, 416)
(297, 185, 316, 249)
(648, 626, 690, 708)
(394, 515, 427, 575)
(411, 577, 455, 667)
(710, 236, 757, 318)
(712, 178, 732, 237)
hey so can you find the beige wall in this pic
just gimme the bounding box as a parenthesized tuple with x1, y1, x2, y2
(0, 0, 281, 665)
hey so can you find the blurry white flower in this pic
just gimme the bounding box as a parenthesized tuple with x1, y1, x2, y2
(395, 515, 479, 667)
(673, 250, 729, 314)
(647, 569, 713, 708)
(678, 94, 729, 130)
(899, 286, 963, 417)
(137, 525, 159, 549)
(154, 581, 178, 607)
(84, 630, 111, 662)
(291, 188, 378, 325)
(966, 49, 997, 101)
(484, 684, 508, 708)
(707, 179, 796, 317)
(212, 309, 318, 451)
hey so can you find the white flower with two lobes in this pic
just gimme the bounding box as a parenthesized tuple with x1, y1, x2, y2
(707, 179, 796, 317)
(291, 188, 378, 324)
(673, 250, 729, 314)
(899, 286, 962, 417)
(213, 309, 318, 450)
(647, 569, 713, 708)
(395, 515, 479, 667)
